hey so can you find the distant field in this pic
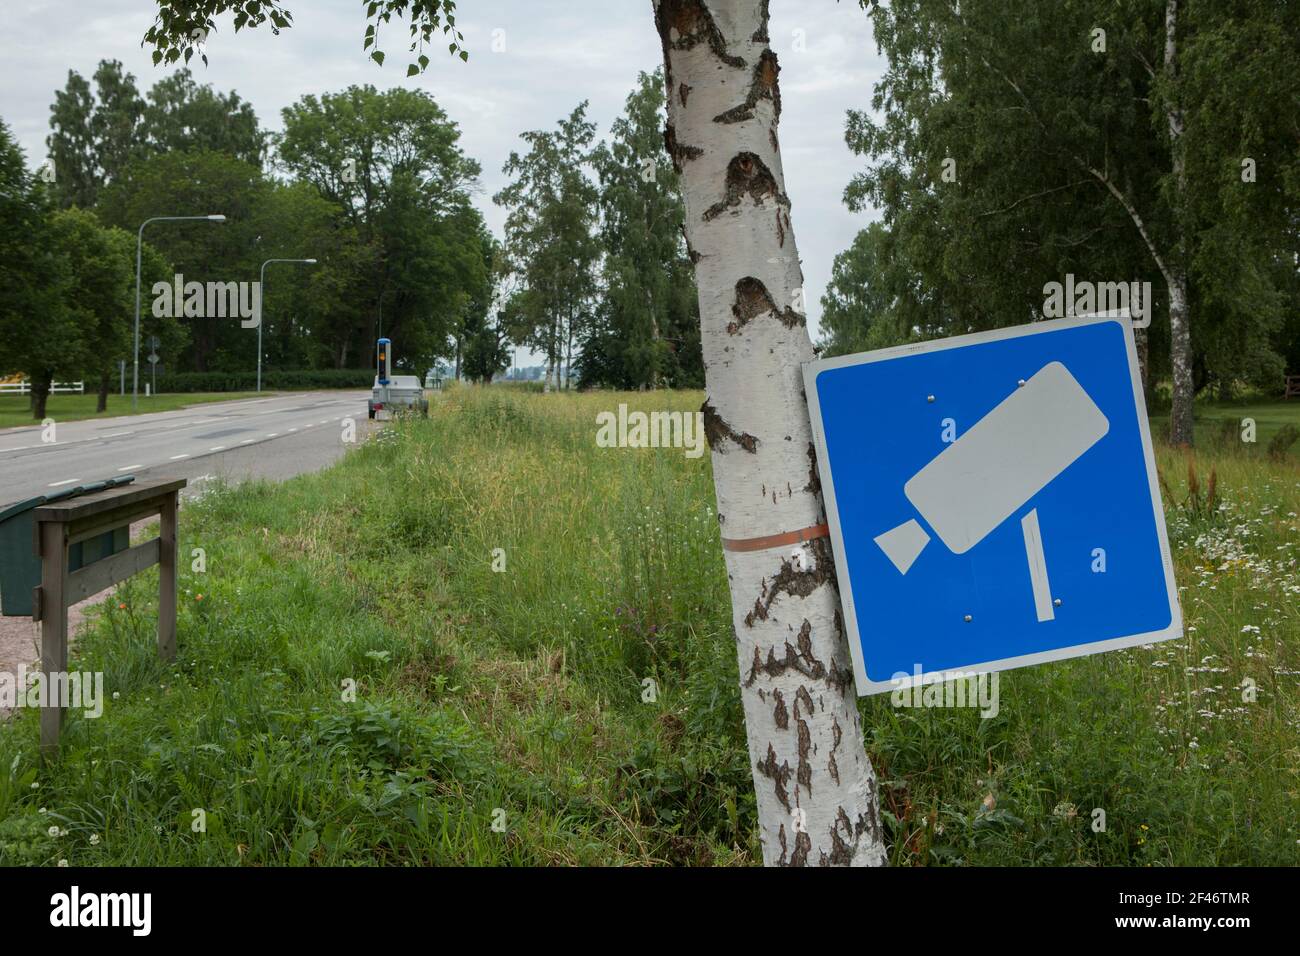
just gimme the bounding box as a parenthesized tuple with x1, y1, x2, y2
(1150, 399, 1300, 459)
(0, 392, 264, 429)
(0, 387, 1295, 865)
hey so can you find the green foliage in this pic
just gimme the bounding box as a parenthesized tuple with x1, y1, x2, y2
(0, 813, 57, 867)
(142, 1, 466, 71)
(143, 69, 264, 165)
(47, 62, 261, 211)
(834, 0, 1298, 398)
(277, 84, 489, 374)
(494, 103, 600, 385)
(44, 207, 182, 404)
(819, 221, 926, 356)
(582, 69, 703, 390)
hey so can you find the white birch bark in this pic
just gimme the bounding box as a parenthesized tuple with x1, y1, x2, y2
(1163, 0, 1194, 445)
(654, 0, 886, 866)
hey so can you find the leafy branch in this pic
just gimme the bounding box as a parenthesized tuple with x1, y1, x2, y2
(142, 1, 467, 72)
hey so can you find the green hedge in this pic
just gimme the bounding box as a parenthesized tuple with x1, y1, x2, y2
(155, 369, 375, 393)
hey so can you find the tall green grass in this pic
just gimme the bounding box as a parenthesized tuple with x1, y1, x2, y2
(0, 386, 1295, 865)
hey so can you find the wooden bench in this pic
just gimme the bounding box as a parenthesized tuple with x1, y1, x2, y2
(31, 478, 185, 753)
(1286, 375, 1300, 399)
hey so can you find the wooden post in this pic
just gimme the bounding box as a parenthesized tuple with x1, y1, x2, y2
(39, 520, 68, 755)
(158, 490, 178, 662)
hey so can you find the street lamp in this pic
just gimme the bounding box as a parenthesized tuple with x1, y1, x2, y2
(133, 214, 226, 410)
(257, 258, 317, 392)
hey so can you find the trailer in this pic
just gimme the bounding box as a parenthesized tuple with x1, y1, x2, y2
(367, 337, 428, 419)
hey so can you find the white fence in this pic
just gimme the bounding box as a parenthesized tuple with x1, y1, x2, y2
(0, 380, 85, 394)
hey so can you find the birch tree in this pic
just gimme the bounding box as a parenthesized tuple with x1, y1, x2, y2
(653, 0, 885, 866)
(140, 0, 886, 866)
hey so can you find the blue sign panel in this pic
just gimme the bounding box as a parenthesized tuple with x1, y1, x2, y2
(803, 316, 1181, 694)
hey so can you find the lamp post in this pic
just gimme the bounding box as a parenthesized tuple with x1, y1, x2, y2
(257, 258, 317, 392)
(134, 215, 226, 410)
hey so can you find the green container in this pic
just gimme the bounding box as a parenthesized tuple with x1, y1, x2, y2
(0, 476, 136, 617)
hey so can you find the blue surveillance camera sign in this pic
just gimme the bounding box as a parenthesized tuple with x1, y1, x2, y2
(803, 315, 1181, 695)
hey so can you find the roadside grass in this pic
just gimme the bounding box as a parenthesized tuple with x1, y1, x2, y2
(0, 392, 265, 430)
(869, 442, 1300, 865)
(0, 386, 1295, 865)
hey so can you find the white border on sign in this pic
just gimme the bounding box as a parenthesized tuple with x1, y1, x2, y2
(802, 314, 1183, 696)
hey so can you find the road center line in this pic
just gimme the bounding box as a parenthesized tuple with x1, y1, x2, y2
(117, 464, 142, 472)
(169, 454, 190, 460)
(48, 478, 80, 487)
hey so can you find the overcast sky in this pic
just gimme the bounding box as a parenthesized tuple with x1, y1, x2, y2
(1, 0, 885, 349)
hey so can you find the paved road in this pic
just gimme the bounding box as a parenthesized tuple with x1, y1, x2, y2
(0, 390, 373, 506)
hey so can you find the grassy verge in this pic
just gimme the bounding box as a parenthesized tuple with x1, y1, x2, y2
(0, 392, 267, 429)
(0, 387, 1295, 865)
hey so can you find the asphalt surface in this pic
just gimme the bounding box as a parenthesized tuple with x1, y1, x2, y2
(0, 390, 373, 506)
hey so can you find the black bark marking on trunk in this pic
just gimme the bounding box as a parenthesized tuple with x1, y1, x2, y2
(655, 0, 745, 75)
(727, 276, 805, 335)
(745, 618, 820, 683)
(828, 716, 843, 785)
(804, 442, 821, 494)
(752, 0, 771, 42)
(757, 742, 792, 812)
(679, 82, 692, 106)
(772, 689, 788, 729)
(788, 827, 811, 867)
(701, 399, 758, 453)
(777, 822, 810, 866)
(663, 124, 703, 172)
(702, 152, 790, 221)
(796, 715, 813, 794)
(821, 806, 864, 866)
(743, 539, 832, 627)
(713, 50, 781, 124)
(794, 684, 815, 721)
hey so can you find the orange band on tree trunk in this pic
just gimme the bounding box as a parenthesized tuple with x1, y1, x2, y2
(720, 522, 830, 553)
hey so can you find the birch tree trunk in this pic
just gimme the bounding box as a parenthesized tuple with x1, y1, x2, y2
(655, 0, 886, 867)
(1163, 0, 1194, 446)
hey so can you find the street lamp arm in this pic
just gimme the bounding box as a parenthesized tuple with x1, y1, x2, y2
(255, 257, 318, 393)
(132, 214, 225, 411)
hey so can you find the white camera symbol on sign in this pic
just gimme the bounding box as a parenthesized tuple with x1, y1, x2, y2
(873, 362, 1109, 623)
